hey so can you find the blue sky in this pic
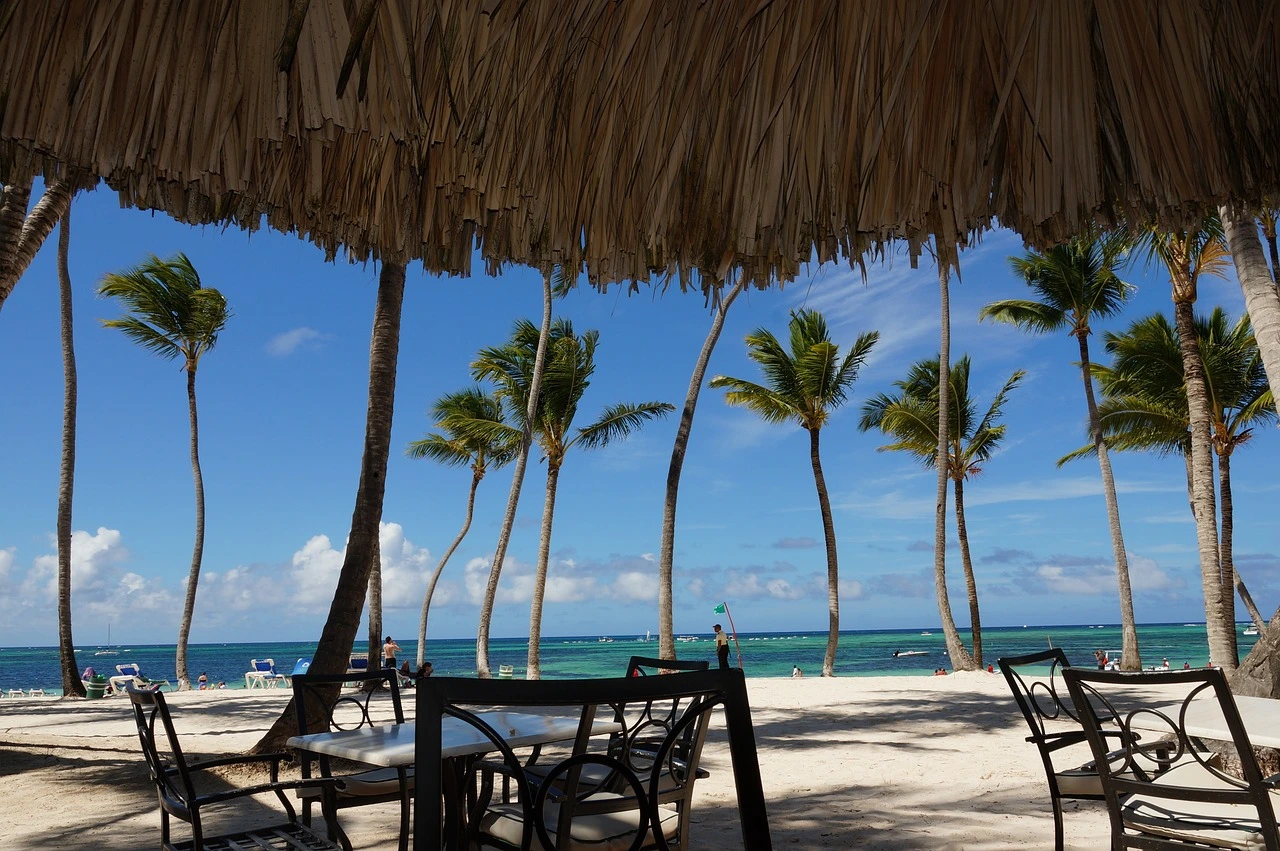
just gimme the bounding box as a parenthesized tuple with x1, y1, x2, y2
(2, 186, 1278, 648)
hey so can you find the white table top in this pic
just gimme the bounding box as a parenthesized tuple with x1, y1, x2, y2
(1128, 694, 1280, 750)
(287, 711, 609, 767)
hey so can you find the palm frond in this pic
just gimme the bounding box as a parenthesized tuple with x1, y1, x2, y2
(1056, 443, 1097, 467)
(977, 298, 1066, 333)
(98, 252, 228, 364)
(572, 401, 674, 450)
(406, 434, 473, 466)
(710, 375, 798, 424)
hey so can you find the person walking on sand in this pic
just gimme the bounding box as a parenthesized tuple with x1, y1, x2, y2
(713, 623, 730, 669)
(382, 636, 401, 669)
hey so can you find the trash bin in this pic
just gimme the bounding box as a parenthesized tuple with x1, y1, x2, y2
(85, 677, 107, 699)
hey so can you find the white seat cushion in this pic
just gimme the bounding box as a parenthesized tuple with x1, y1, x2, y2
(481, 792, 680, 851)
(334, 766, 414, 797)
(1122, 761, 1280, 850)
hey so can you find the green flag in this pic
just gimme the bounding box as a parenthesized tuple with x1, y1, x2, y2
(713, 602, 726, 614)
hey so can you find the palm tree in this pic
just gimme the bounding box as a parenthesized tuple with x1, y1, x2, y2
(475, 271, 554, 678)
(1222, 208, 1280, 439)
(254, 261, 406, 753)
(1065, 311, 1275, 633)
(55, 210, 84, 697)
(408, 388, 518, 666)
(659, 273, 748, 660)
(99, 253, 229, 690)
(710, 310, 878, 677)
(859, 356, 1024, 668)
(980, 229, 1142, 670)
(0, 177, 75, 316)
(473, 318, 673, 678)
(1140, 216, 1236, 667)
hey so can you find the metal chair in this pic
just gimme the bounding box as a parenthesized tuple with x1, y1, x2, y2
(522, 655, 713, 802)
(1063, 666, 1280, 850)
(292, 668, 414, 851)
(126, 686, 343, 851)
(998, 649, 1116, 851)
(414, 668, 771, 851)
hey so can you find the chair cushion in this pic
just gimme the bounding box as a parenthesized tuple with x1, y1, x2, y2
(1055, 749, 1219, 799)
(334, 766, 415, 797)
(481, 793, 680, 851)
(1121, 761, 1280, 850)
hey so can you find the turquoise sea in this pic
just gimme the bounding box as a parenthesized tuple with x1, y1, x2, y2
(0, 622, 1262, 696)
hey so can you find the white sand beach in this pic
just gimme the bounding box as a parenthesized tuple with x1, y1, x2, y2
(0, 673, 1111, 849)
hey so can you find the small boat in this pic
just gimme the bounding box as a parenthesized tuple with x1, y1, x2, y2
(94, 624, 119, 657)
(893, 650, 928, 657)
(919, 631, 932, 636)
(1244, 626, 1260, 636)
(597, 637, 614, 643)
(676, 635, 698, 643)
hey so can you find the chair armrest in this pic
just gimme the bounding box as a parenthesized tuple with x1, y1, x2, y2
(195, 775, 341, 808)
(182, 752, 293, 773)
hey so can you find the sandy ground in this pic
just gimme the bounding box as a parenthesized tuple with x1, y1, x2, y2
(0, 672, 1112, 849)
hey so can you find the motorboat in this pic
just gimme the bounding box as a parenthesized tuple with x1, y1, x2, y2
(1244, 625, 1260, 636)
(892, 650, 928, 657)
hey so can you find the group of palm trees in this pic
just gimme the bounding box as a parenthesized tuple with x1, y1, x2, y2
(407, 317, 673, 678)
(21, 197, 1280, 703)
(368, 214, 1280, 685)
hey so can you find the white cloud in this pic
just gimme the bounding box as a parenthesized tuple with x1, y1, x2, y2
(266, 326, 329, 356)
(1127, 553, 1181, 593)
(199, 522, 433, 615)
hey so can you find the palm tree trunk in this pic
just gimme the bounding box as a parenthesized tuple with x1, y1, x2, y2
(935, 266, 974, 671)
(418, 472, 480, 666)
(477, 272, 553, 677)
(1078, 333, 1141, 670)
(1224, 208, 1280, 411)
(366, 529, 382, 691)
(659, 274, 747, 660)
(953, 475, 982, 668)
(527, 460, 562, 680)
(253, 261, 405, 753)
(0, 179, 74, 315)
(174, 364, 206, 690)
(806, 428, 841, 676)
(1172, 299, 1232, 669)
(1219, 451, 1262, 641)
(1260, 214, 1278, 283)
(55, 211, 83, 697)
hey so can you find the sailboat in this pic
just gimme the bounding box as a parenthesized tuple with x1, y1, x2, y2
(94, 624, 119, 656)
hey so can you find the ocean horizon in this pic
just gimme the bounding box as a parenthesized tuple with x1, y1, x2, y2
(0, 621, 1260, 696)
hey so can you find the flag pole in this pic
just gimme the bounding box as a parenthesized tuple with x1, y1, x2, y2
(718, 601, 744, 669)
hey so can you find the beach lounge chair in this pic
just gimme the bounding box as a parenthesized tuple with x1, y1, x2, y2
(345, 653, 369, 674)
(1062, 666, 1273, 850)
(292, 668, 413, 851)
(111, 663, 170, 693)
(6, 688, 23, 698)
(125, 686, 345, 851)
(245, 659, 287, 689)
(415, 668, 770, 851)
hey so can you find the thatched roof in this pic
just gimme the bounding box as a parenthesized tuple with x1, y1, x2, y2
(2, 1, 1278, 289)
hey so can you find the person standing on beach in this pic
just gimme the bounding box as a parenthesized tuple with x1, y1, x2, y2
(382, 636, 401, 669)
(713, 623, 730, 669)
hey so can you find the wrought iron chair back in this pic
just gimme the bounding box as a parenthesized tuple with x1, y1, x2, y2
(292, 669, 413, 850)
(1062, 666, 1280, 850)
(127, 686, 341, 850)
(414, 668, 771, 851)
(998, 649, 1102, 851)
